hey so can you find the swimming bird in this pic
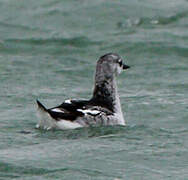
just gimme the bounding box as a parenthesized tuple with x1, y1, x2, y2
(36, 53, 130, 130)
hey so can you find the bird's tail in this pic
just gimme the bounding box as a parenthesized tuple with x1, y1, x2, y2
(36, 99, 47, 112)
(36, 100, 55, 130)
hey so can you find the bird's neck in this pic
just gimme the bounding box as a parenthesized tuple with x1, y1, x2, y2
(92, 76, 123, 115)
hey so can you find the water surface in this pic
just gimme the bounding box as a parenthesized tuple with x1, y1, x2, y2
(0, 0, 188, 179)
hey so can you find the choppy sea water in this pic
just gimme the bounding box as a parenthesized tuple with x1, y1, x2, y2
(0, 0, 188, 179)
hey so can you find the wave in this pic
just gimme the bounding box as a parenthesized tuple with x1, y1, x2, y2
(103, 39, 188, 57)
(0, 161, 118, 179)
(0, 21, 45, 32)
(117, 11, 188, 28)
(32, 124, 186, 140)
(4, 37, 100, 47)
(1, 37, 101, 55)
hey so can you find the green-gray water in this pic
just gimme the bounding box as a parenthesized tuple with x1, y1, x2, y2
(0, 0, 188, 179)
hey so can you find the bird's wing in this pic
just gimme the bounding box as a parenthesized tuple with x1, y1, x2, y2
(47, 99, 113, 121)
(47, 99, 91, 121)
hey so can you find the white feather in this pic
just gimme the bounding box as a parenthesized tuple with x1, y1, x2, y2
(56, 120, 82, 129)
(64, 99, 71, 104)
(51, 108, 64, 113)
(77, 109, 100, 115)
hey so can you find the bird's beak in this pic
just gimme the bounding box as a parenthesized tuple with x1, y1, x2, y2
(122, 64, 130, 70)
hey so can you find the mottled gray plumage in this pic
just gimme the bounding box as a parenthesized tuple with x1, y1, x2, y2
(36, 53, 130, 130)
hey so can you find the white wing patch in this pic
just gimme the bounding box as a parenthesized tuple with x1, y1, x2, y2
(64, 99, 72, 104)
(51, 108, 64, 113)
(77, 109, 101, 116)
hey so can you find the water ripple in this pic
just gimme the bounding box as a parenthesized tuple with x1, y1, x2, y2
(5, 37, 100, 47)
(117, 11, 188, 29)
(32, 124, 184, 141)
